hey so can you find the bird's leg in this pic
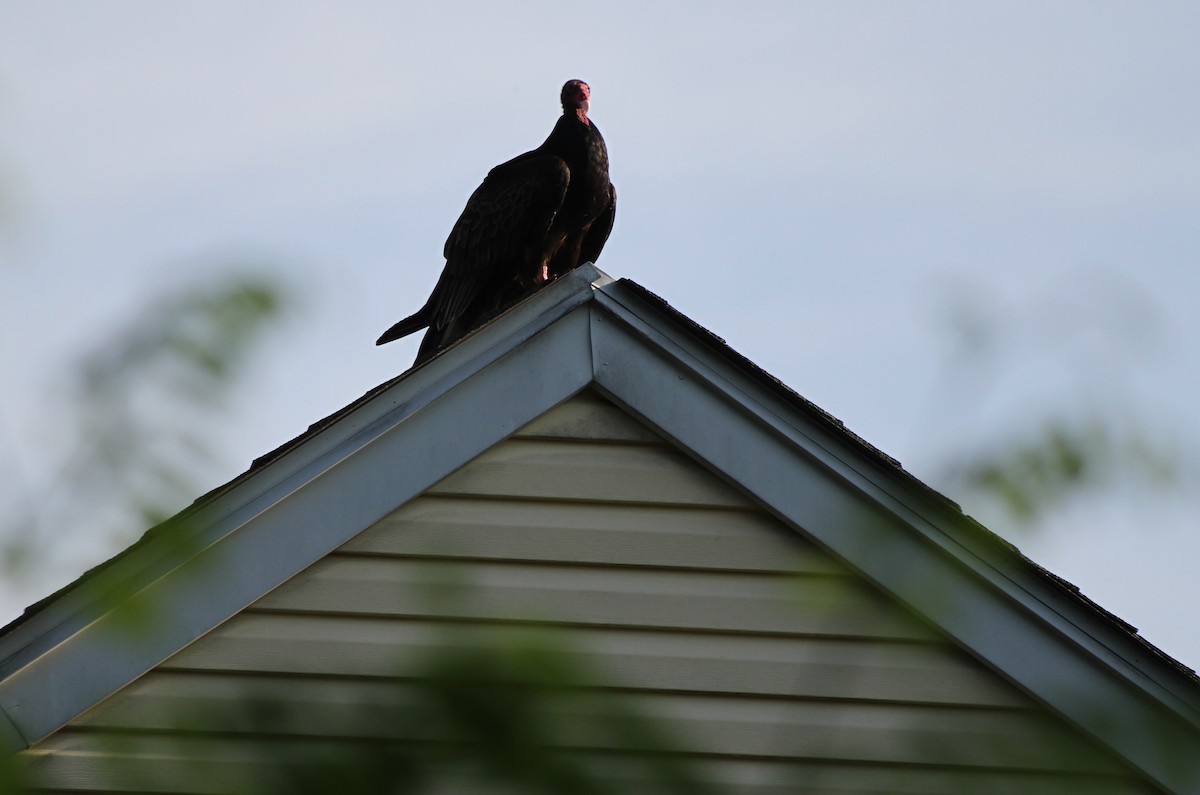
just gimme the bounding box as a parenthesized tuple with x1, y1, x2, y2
(533, 230, 570, 285)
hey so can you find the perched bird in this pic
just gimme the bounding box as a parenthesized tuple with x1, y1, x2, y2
(377, 79, 616, 363)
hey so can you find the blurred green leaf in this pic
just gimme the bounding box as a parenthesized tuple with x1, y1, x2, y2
(0, 271, 290, 607)
(161, 626, 715, 795)
(949, 414, 1179, 524)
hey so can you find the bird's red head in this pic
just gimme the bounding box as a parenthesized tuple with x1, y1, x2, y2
(561, 80, 591, 115)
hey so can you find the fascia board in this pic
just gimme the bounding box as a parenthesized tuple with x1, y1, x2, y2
(588, 283, 1200, 795)
(0, 265, 606, 675)
(0, 271, 601, 752)
(591, 280, 1199, 709)
(598, 284, 1200, 706)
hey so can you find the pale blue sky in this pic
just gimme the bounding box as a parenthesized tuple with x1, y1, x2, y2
(1, 2, 1198, 665)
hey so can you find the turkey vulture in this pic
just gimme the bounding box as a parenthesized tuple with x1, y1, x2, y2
(377, 79, 616, 363)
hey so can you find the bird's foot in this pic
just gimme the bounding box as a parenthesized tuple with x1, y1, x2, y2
(533, 264, 551, 285)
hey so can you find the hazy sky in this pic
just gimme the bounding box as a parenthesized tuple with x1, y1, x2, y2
(1, 3, 1198, 666)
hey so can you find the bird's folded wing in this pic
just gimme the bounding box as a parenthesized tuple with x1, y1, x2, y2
(433, 155, 571, 329)
(579, 182, 616, 266)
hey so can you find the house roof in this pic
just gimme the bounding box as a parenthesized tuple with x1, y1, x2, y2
(1, 264, 1197, 793)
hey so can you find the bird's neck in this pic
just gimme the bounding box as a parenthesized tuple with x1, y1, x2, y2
(568, 108, 590, 126)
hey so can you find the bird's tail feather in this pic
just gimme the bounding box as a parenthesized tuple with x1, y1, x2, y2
(376, 308, 430, 345)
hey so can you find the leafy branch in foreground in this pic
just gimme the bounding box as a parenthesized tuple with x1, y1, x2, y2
(1, 273, 288, 595)
(946, 413, 1180, 522)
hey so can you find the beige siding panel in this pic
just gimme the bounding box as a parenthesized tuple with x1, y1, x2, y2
(73, 672, 1123, 775)
(164, 614, 1025, 707)
(513, 391, 663, 443)
(343, 496, 843, 574)
(253, 556, 936, 640)
(428, 437, 754, 507)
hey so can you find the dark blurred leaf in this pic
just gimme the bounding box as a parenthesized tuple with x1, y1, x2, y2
(950, 415, 1179, 524)
(0, 271, 289, 603)
(104, 618, 715, 795)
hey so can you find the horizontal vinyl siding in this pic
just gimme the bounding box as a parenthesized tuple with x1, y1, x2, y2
(21, 391, 1157, 794)
(23, 732, 1155, 795)
(342, 496, 842, 573)
(252, 555, 936, 640)
(70, 671, 1119, 773)
(162, 614, 1024, 706)
(427, 437, 755, 507)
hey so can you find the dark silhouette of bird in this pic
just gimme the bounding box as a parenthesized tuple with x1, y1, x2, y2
(377, 79, 616, 363)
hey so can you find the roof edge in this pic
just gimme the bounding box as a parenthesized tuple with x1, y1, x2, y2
(0, 266, 610, 749)
(588, 277, 1200, 793)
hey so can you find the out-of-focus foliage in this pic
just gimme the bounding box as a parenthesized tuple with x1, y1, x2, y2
(927, 273, 1187, 526)
(0, 141, 1189, 791)
(72, 276, 284, 524)
(0, 752, 30, 794)
(0, 150, 717, 795)
(4, 268, 1190, 794)
(123, 627, 714, 795)
(952, 415, 1178, 521)
(0, 256, 717, 793)
(0, 274, 287, 606)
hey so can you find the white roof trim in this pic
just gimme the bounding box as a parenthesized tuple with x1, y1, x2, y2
(0, 267, 602, 749)
(0, 264, 1196, 793)
(589, 281, 1200, 793)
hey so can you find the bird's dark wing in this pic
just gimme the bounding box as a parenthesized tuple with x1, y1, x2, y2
(578, 182, 616, 266)
(430, 154, 571, 330)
